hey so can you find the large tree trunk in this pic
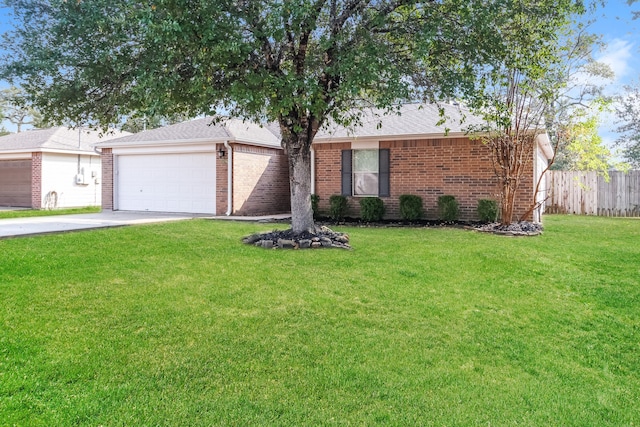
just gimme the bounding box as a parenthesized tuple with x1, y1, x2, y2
(287, 142, 315, 234)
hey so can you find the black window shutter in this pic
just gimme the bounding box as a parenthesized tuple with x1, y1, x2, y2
(379, 148, 390, 197)
(341, 150, 352, 196)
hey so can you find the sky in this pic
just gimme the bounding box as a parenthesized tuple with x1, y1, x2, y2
(0, 1, 639, 148)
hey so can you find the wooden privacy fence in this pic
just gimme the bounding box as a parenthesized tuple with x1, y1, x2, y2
(546, 170, 640, 217)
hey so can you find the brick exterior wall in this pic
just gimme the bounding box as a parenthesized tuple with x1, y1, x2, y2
(215, 144, 229, 216)
(313, 137, 535, 221)
(101, 148, 113, 210)
(232, 144, 291, 215)
(31, 152, 42, 209)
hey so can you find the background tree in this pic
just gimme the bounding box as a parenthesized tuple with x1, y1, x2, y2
(121, 112, 192, 134)
(554, 101, 630, 176)
(616, 85, 640, 168)
(0, 86, 44, 132)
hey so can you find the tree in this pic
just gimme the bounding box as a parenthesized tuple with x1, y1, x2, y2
(553, 102, 629, 177)
(464, 1, 588, 225)
(121, 112, 192, 133)
(1, 0, 583, 233)
(0, 86, 44, 132)
(616, 85, 640, 168)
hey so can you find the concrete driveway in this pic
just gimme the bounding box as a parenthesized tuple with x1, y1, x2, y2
(0, 211, 292, 239)
(0, 211, 201, 239)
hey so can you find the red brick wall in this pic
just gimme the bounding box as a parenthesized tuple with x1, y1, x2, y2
(216, 144, 228, 216)
(31, 152, 42, 209)
(232, 144, 291, 215)
(101, 148, 113, 210)
(313, 137, 534, 221)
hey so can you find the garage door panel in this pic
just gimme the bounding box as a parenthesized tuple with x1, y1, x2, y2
(0, 160, 32, 207)
(117, 153, 216, 214)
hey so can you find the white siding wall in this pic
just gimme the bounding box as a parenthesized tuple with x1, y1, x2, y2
(41, 153, 102, 208)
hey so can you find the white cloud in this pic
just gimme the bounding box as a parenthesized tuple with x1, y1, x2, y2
(596, 38, 634, 82)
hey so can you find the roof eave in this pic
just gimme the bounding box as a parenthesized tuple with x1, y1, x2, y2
(312, 131, 474, 144)
(97, 136, 283, 150)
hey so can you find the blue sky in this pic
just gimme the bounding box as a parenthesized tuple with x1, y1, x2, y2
(1, 2, 639, 146)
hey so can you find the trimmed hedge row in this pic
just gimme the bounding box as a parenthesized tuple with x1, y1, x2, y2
(312, 194, 498, 222)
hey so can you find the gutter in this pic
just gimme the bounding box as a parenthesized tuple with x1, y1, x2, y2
(225, 140, 232, 216)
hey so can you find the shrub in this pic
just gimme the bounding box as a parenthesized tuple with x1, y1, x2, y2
(437, 195, 459, 221)
(399, 194, 423, 221)
(359, 197, 385, 222)
(311, 194, 320, 219)
(477, 199, 498, 222)
(329, 195, 348, 221)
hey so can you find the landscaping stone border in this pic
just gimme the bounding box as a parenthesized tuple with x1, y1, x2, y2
(243, 226, 351, 250)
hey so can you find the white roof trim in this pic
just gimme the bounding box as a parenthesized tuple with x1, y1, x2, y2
(0, 148, 100, 156)
(313, 131, 473, 144)
(535, 133, 553, 160)
(98, 137, 282, 150)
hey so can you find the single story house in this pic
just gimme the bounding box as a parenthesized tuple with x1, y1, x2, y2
(311, 103, 551, 222)
(0, 127, 128, 209)
(97, 104, 551, 221)
(96, 118, 290, 215)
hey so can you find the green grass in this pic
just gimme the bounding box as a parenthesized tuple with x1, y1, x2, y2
(0, 206, 100, 219)
(1, 215, 638, 425)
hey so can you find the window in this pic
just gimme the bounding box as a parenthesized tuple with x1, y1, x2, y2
(341, 149, 389, 197)
(353, 149, 379, 195)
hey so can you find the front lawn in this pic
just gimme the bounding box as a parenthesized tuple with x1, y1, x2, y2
(1, 215, 638, 425)
(0, 206, 100, 219)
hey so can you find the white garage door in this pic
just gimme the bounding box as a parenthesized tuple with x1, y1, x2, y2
(116, 153, 216, 214)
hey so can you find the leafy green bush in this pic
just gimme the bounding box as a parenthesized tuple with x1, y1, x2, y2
(477, 199, 498, 222)
(359, 197, 385, 222)
(437, 195, 459, 221)
(329, 195, 348, 221)
(399, 194, 423, 221)
(311, 194, 320, 219)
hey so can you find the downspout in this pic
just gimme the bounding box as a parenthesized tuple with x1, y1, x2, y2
(225, 140, 233, 216)
(310, 146, 316, 195)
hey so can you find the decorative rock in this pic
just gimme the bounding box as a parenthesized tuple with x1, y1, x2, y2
(277, 239, 295, 249)
(335, 235, 349, 244)
(244, 226, 352, 250)
(299, 239, 311, 249)
(244, 234, 262, 244)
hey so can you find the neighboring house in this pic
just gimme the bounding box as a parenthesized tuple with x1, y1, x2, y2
(0, 127, 128, 209)
(311, 103, 552, 222)
(96, 118, 290, 216)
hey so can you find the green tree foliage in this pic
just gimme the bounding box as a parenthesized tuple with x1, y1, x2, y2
(616, 85, 640, 168)
(554, 105, 629, 177)
(0, 86, 44, 132)
(465, 2, 590, 225)
(121, 113, 192, 133)
(0, 0, 584, 232)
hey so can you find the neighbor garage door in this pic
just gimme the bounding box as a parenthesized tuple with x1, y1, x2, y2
(116, 153, 216, 214)
(0, 159, 32, 207)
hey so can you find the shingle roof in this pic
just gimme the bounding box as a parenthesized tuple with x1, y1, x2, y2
(100, 117, 281, 147)
(96, 103, 484, 149)
(315, 103, 484, 141)
(0, 127, 130, 153)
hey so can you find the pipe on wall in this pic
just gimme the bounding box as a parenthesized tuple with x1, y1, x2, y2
(224, 140, 232, 216)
